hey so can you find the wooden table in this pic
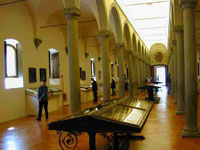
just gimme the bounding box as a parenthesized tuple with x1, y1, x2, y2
(138, 84, 161, 103)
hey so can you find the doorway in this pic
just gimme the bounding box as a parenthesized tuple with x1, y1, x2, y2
(154, 66, 166, 85)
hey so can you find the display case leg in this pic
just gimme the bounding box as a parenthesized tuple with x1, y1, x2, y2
(125, 133, 145, 140)
(114, 132, 119, 150)
(88, 132, 96, 150)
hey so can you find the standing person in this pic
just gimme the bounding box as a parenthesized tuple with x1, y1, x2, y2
(91, 78, 98, 103)
(167, 74, 171, 94)
(36, 79, 48, 121)
(111, 79, 116, 96)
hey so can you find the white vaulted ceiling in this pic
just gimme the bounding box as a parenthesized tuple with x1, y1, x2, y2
(116, 0, 170, 49)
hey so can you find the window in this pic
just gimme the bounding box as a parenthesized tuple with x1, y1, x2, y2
(91, 58, 95, 77)
(4, 39, 23, 89)
(127, 67, 129, 79)
(111, 63, 114, 77)
(5, 41, 18, 77)
(49, 49, 60, 78)
(117, 64, 119, 78)
(49, 48, 60, 85)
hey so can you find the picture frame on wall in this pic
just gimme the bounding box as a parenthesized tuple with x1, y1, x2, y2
(82, 71, 86, 80)
(80, 67, 82, 79)
(29, 68, 37, 83)
(40, 68, 47, 81)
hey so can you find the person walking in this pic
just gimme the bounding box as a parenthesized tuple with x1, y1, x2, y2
(111, 79, 116, 96)
(36, 79, 48, 121)
(91, 78, 98, 103)
(166, 74, 171, 94)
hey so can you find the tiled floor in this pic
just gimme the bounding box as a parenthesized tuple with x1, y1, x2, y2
(0, 87, 200, 150)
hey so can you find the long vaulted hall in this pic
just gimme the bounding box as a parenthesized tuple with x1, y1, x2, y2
(0, 0, 200, 150)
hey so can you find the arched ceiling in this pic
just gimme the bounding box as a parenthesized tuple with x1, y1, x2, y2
(116, 0, 170, 49)
(109, 5, 123, 43)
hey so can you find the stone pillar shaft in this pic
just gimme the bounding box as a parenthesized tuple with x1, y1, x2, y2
(117, 44, 125, 97)
(171, 52, 174, 94)
(175, 28, 185, 114)
(65, 8, 81, 113)
(127, 51, 134, 97)
(181, 1, 199, 137)
(133, 56, 139, 94)
(173, 43, 177, 104)
(100, 31, 111, 100)
(139, 60, 143, 86)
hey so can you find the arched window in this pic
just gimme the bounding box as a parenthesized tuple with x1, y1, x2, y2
(111, 62, 114, 77)
(4, 39, 23, 89)
(49, 48, 60, 78)
(5, 39, 18, 77)
(49, 48, 60, 85)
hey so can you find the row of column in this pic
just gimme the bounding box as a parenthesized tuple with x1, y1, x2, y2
(169, 0, 199, 137)
(64, 7, 151, 115)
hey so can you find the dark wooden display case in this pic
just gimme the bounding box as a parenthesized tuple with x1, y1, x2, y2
(49, 97, 153, 150)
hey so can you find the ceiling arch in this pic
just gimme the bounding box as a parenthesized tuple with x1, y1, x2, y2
(109, 3, 123, 43)
(123, 22, 132, 50)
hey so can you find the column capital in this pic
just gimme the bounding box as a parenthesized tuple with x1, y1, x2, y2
(126, 49, 133, 54)
(98, 30, 111, 38)
(63, 7, 80, 19)
(133, 54, 138, 58)
(174, 26, 183, 33)
(180, 0, 197, 8)
(117, 43, 125, 49)
(141, 58, 145, 63)
(138, 57, 142, 61)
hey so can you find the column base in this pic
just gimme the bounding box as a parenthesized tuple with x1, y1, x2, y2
(182, 127, 200, 137)
(134, 89, 139, 95)
(176, 110, 185, 115)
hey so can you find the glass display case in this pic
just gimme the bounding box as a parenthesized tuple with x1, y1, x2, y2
(26, 87, 63, 116)
(48, 97, 153, 150)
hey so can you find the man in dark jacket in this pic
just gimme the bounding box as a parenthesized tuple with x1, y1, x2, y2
(111, 79, 116, 96)
(166, 74, 171, 94)
(36, 79, 48, 121)
(91, 78, 98, 103)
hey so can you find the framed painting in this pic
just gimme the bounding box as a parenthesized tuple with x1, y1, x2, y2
(29, 68, 36, 83)
(40, 68, 47, 81)
(82, 71, 86, 80)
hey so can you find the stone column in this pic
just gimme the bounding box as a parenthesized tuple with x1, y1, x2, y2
(64, 8, 81, 113)
(99, 31, 111, 100)
(173, 41, 177, 104)
(148, 64, 150, 77)
(142, 61, 145, 82)
(133, 55, 139, 94)
(144, 62, 146, 79)
(171, 51, 174, 95)
(168, 53, 172, 91)
(181, 0, 199, 137)
(144, 62, 147, 79)
(142, 60, 145, 85)
(127, 50, 134, 97)
(175, 27, 185, 115)
(117, 44, 125, 97)
(138, 58, 143, 86)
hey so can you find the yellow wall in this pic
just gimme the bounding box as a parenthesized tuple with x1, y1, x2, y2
(0, 2, 120, 123)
